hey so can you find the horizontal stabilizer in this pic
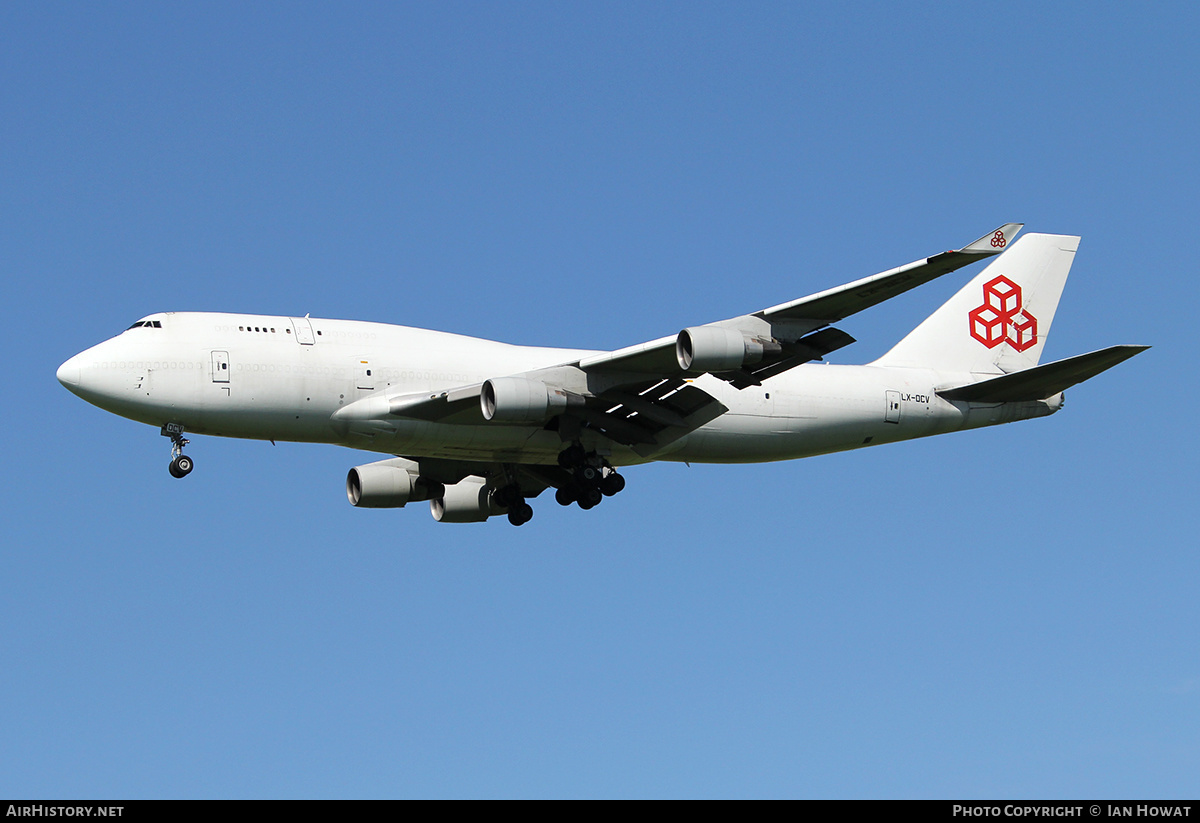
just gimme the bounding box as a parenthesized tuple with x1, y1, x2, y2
(937, 345, 1149, 403)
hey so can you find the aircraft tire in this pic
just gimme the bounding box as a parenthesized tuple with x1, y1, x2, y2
(600, 473, 625, 496)
(493, 485, 520, 508)
(555, 487, 576, 506)
(577, 488, 602, 509)
(172, 455, 194, 477)
(508, 503, 534, 526)
(557, 444, 585, 469)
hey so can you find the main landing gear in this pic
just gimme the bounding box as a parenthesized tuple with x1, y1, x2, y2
(491, 445, 627, 527)
(162, 423, 194, 479)
(493, 483, 534, 527)
(554, 443, 625, 511)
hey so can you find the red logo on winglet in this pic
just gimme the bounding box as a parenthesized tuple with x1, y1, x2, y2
(968, 275, 1038, 352)
(990, 230, 1007, 248)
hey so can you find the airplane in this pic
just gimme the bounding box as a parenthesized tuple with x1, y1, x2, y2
(57, 224, 1147, 526)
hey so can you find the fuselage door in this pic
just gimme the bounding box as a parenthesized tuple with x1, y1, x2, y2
(290, 317, 316, 345)
(885, 390, 901, 424)
(356, 359, 374, 390)
(211, 350, 230, 383)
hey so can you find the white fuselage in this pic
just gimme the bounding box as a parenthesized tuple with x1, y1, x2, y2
(57, 312, 1059, 467)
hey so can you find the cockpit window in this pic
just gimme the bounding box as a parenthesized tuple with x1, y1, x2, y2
(127, 321, 145, 329)
(126, 320, 163, 330)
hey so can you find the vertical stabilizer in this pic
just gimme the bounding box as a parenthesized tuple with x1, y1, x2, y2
(874, 233, 1079, 374)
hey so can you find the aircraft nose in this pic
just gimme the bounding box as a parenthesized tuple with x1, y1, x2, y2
(57, 355, 82, 388)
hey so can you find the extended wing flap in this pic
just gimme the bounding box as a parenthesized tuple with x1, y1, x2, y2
(936, 345, 1149, 403)
(577, 378, 727, 454)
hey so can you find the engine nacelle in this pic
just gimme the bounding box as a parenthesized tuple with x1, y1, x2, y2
(676, 326, 778, 373)
(481, 376, 572, 424)
(346, 461, 442, 508)
(430, 477, 504, 523)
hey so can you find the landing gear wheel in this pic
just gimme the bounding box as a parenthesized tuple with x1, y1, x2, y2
(493, 485, 521, 508)
(170, 454, 194, 478)
(557, 443, 586, 469)
(507, 502, 534, 526)
(555, 487, 577, 506)
(600, 472, 625, 496)
(162, 425, 193, 479)
(576, 487, 603, 510)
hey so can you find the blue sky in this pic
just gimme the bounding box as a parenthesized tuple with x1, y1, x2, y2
(2, 2, 1196, 798)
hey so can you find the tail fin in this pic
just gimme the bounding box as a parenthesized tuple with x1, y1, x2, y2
(875, 233, 1079, 374)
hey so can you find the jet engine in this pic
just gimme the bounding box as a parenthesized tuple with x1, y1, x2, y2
(676, 326, 780, 373)
(480, 376, 577, 424)
(430, 476, 505, 523)
(346, 460, 443, 508)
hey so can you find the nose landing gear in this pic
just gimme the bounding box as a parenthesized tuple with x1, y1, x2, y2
(169, 454, 194, 478)
(161, 423, 194, 478)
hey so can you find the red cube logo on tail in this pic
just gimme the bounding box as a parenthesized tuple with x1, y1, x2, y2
(968, 275, 1038, 352)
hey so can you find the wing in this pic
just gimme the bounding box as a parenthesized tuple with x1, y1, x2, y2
(334, 223, 1022, 456)
(575, 222, 1022, 377)
(335, 372, 730, 457)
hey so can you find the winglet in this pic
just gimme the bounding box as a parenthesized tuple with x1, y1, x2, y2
(961, 223, 1023, 254)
